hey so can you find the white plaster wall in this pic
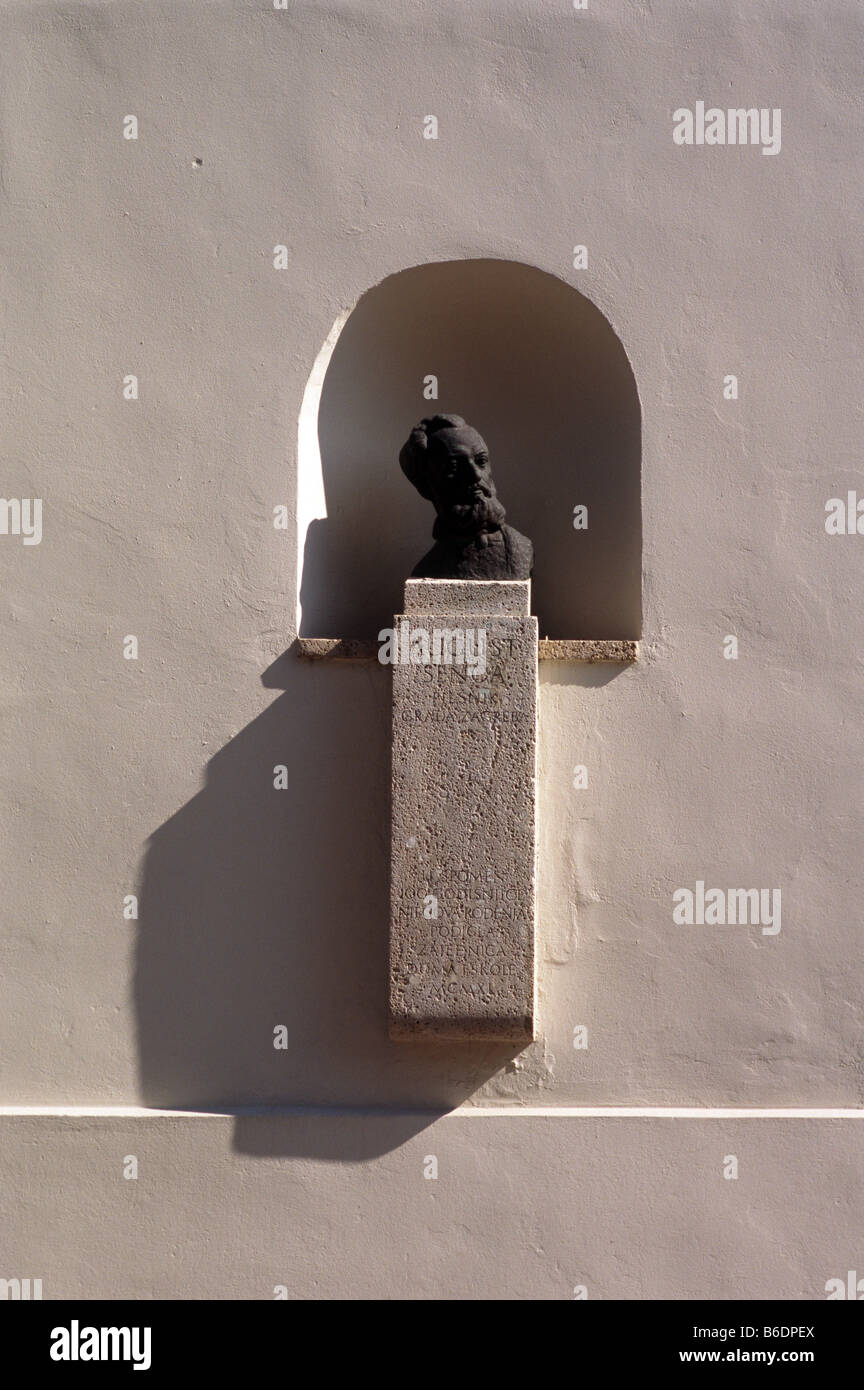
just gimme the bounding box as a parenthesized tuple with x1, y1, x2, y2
(1, 0, 863, 1297)
(2, 1113, 863, 1300)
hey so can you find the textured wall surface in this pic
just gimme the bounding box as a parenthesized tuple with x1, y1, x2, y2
(2, 1113, 863, 1300)
(1, 0, 863, 1299)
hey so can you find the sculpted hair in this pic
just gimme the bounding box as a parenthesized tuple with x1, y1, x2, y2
(399, 415, 467, 500)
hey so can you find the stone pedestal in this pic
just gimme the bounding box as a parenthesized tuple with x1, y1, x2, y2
(388, 580, 537, 1041)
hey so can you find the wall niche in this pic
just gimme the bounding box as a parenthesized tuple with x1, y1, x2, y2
(298, 258, 641, 641)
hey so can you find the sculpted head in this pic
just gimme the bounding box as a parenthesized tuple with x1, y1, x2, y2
(399, 415, 506, 532)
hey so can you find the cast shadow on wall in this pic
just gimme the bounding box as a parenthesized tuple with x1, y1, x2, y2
(133, 659, 631, 1158)
(299, 258, 641, 642)
(134, 656, 533, 1159)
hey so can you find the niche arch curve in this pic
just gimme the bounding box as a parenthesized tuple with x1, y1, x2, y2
(298, 258, 641, 640)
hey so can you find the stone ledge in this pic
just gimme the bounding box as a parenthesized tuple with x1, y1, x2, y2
(294, 637, 638, 663)
(539, 639, 637, 663)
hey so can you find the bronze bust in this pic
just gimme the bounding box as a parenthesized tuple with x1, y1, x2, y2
(399, 415, 533, 580)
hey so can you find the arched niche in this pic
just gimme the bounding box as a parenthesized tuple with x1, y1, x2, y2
(298, 258, 641, 640)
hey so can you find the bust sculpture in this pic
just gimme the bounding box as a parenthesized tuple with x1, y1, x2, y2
(399, 414, 533, 580)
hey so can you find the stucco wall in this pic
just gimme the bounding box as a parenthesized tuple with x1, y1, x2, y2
(1, 0, 862, 1298)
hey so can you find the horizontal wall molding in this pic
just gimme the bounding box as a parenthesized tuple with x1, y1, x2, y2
(0, 1105, 862, 1120)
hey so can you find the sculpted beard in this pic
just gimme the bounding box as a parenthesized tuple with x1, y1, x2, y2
(441, 488, 506, 533)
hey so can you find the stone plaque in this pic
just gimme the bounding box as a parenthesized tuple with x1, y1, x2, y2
(388, 579, 537, 1040)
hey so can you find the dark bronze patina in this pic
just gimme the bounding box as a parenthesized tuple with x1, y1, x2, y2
(399, 415, 533, 580)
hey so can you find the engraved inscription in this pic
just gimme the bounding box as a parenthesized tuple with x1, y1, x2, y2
(389, 582, 537, 1040)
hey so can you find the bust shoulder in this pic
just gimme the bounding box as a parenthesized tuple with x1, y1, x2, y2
(501, 525, 533, 579)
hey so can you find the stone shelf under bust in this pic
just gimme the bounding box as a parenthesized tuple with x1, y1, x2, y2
(295, 637, 638, 663)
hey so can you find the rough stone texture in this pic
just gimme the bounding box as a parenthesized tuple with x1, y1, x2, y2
(295, 636, 637, 662)
(390, 581, 537, 1039)
(294, 637, 380, 661)
(539, 638, 637, 664)
(402, 579, 530, 617)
